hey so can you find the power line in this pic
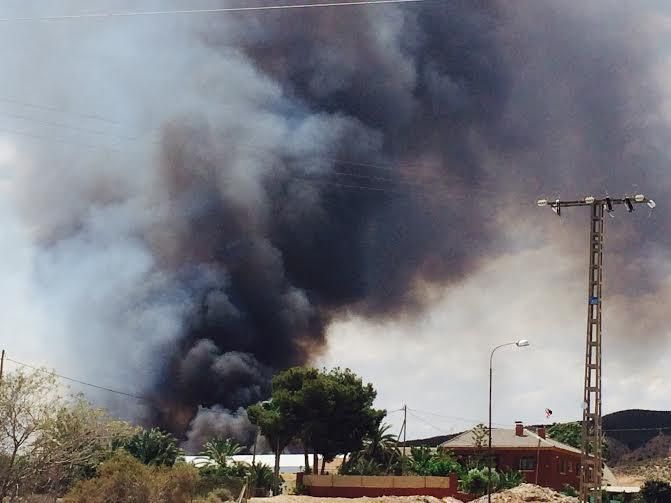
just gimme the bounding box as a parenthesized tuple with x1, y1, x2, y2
(604, 426, 671, 433)
(0, 97, 123, 125)
(0, 111, 140, 142)
(407, 410, 453, 435)
(0, 126, 126, 151)
(0, 95, 512, 199)
(0, 123, 514, 206)
(411, 408, 509, 429)
(4, 356, 152, 403)
(0, 0, 436, 22)
(409, 407, 507, 428)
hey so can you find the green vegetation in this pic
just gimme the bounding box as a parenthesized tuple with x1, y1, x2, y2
(248, 366, 384, 480)
(200, 438, 243, 469)
(63, 451, 248, 503)
(640, 479, 671, 503)
(548, 421, 609, 458)
(457, 466, 523, 496)
(561, 484, 579, 497)
(341, 423, 401, 475)
(406, 446, 460, 476)
(548, 422, 582, 449)
(0, 368, 140, 500)
(0, 365, 524, 500)
(123, 428, 182, 467)
(460, 466, 498, 496)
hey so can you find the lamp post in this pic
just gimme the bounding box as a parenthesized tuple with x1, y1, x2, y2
(488, 339, 530, 503)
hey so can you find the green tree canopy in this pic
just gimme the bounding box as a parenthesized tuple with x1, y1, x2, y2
(248, 367, 384, 475)
(200, 438, 242, 468)
(548, 422, 582, 449)
(547, 421, 609, 459)
(124, 428, 181, 467)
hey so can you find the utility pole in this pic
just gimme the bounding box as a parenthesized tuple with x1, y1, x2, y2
(0, 350, 4, 382)
(537, 194, 655, 503)
(402, 404, 407, 460)
(395, 405, 408, 475)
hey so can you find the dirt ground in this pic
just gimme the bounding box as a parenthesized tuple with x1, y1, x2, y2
(469, 484, 578, 502)
(252, 496, 463, 503)
(251, 485, 578, 503)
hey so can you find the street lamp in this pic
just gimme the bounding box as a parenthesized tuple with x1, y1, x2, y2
(488, 340, 530, 503)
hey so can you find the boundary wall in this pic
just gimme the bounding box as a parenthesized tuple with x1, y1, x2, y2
(300, 474, 464, 498)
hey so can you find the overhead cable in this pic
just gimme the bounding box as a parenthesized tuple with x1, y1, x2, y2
(0, 0, 436, 23)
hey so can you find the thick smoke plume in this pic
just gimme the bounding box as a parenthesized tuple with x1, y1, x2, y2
(0, 0, 669, 446)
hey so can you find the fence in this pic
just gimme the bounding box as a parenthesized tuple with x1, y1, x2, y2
(300, 474, 461, 498)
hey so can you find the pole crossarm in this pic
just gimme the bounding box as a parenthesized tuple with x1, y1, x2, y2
(536, 192, 653, 503)
(538, 194, 655, 211)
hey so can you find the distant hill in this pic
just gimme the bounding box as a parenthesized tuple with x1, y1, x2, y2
(603, 409, 671, 450)
(401, 434, 460, 448)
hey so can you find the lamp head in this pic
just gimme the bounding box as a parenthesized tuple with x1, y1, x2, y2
(516, 339, 530, 347)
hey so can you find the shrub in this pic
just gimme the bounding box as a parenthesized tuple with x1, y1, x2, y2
(197, 465, 245, 497)
(64, 452, 202, 503)
(339, 457, 382, 475)
(459, 467, 499, 496)
(150, 463, 199, 503)
(641, 479, 671, 503)
(497, 469, 523, 490)
(407, 446, 461, 477)
(64, 452, 151, 503)
(194, 487, 235, 503)
(561, 484, 578, 497)
(249, 463, 275, 494)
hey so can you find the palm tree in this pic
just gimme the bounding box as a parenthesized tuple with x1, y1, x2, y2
(201, 437, 243, 468)
(124, 428, 181, 467)
(342, 423, 400, 474)
(250, 463, 276, 495)
(363, 423, 400, 465)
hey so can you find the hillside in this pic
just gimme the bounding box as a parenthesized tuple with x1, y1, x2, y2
(401, 434, 459, 448)
(603, 409, 671, 450)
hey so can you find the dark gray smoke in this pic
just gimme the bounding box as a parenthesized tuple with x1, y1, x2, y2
(182, 406, 256, 453)
(1, 0, 669, 442)
(152, 0, 670, 436)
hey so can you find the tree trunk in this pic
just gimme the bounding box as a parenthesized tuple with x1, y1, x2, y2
(313, 453, 318, 475)
(0, 446, 19, 502)
(320, 456, 326, 474)
(341, 452, 348, 469)
(303, 442, 310, 473)
(274, 451, 281, 477)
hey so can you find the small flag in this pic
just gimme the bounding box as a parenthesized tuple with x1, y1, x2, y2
(545, 408, 553, 419)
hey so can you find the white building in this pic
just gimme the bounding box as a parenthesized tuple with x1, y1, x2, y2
(183, 454, 322, 473)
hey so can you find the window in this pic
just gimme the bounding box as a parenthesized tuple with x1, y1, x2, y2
(568, 461, 573, 473)
(560, 459, 567, 474)
(519, 457, 536, 471)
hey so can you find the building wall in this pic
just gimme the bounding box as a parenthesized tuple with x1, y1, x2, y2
(451, 448, 581, 492)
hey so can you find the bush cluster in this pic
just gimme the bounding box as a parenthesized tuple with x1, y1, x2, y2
(63, 452, 271, 503)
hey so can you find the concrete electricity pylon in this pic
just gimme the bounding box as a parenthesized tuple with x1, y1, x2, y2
(536, 194, 655, 503)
